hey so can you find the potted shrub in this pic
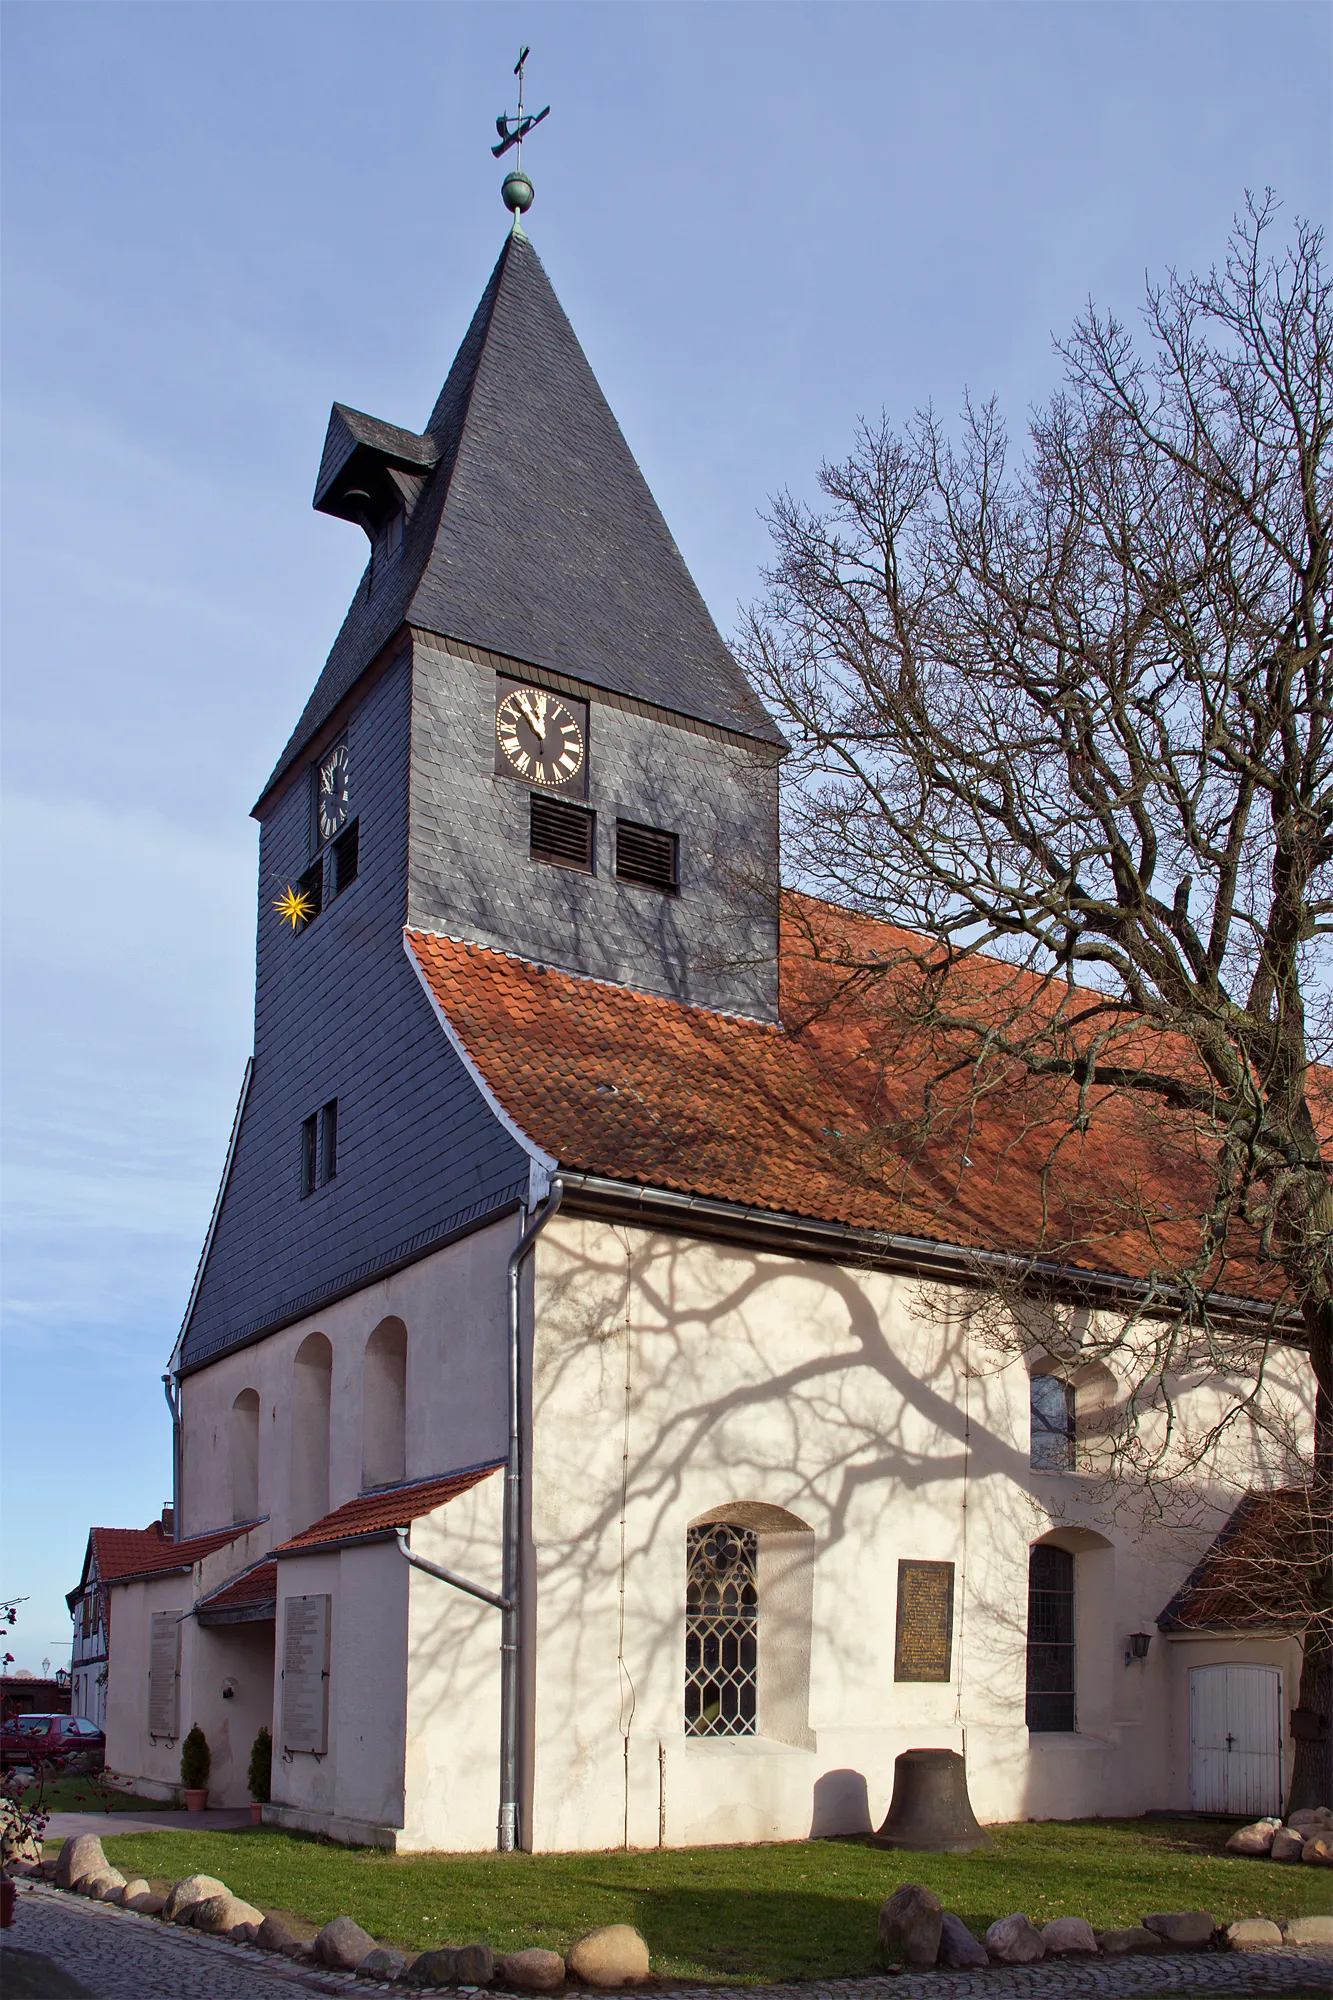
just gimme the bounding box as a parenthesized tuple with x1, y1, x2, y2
(246, 1726, 271, 1825)
(180, 1725, 210, 1811)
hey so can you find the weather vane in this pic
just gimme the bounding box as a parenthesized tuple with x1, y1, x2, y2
(494, 46, 548, 225)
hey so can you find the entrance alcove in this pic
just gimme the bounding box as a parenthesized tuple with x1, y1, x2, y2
(291, 1332, 333, 1528)
(362, 1317, 408, 1489)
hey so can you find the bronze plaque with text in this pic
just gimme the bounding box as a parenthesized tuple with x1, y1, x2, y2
(894, 1560, 955, 1682)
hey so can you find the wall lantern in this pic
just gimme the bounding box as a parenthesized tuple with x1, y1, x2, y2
(1125, 1632, 1152, 1665)
(221, 1678, 238, 1700)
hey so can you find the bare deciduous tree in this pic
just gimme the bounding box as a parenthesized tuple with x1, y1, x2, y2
(745, 195, 1332, 1805)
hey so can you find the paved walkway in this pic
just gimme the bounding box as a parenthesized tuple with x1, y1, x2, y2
(5, 1881, 1332, 2000)
(44, 1806, 254, 1837)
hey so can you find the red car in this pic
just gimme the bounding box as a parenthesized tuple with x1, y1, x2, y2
(1, 1713, 105, 1770)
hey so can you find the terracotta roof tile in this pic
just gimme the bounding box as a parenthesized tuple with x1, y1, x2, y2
(196, 1561, 277, 1613)
(95, 1521, 253, 1586)
(406, 898, 1308, 1301)
(273, 1464, 500, 1555)
(1157, 1489, 1317, 1633)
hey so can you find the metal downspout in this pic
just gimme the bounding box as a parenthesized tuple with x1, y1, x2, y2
(162, 1374, 181, 1540)
(499, 1177, 563, 1852)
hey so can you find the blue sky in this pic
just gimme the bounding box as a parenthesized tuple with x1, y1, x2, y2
(3, 0, 1329, 1674)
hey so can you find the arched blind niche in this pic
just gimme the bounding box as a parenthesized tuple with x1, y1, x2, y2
(291, 1331, 333, 1529)
(362, 1317, 408, 1490)
(230, 1389, 260, 1523)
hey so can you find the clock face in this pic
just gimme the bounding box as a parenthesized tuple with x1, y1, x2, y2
(495, 686, 586, 790)
(317, 742, 350, 841)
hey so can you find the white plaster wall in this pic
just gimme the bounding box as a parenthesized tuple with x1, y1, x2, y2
(269, 1541, 409, 1837)
(400, 1469, 507, 1852)
(526, 1217, 1309, 1851)
(176, 1216, 514, 1547)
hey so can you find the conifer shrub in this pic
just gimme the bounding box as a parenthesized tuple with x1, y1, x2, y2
(247, 1726, 272, 1803)
(179, 1725, 210, 1790)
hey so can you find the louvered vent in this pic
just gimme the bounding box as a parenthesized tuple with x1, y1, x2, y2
(615, 819, 679, 893)
(530, 795, 595, 872)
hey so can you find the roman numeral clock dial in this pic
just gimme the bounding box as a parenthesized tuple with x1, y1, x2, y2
(318, 743, 350, 840)
(495, 687, 586, 790)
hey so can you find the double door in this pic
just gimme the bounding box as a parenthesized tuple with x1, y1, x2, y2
(1189, 1664, 1282, 1816)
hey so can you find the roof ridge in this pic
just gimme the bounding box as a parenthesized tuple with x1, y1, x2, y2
(405, 925, 782, 1031)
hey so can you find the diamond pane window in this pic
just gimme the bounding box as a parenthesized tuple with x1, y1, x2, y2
(685, 1523, 757, 1738)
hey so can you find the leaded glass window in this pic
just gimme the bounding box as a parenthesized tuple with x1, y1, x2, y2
(1030, 1374, 1076, 1470)
(1026, 1543, 1076, 1731)
(685, 1523, 757, 1737)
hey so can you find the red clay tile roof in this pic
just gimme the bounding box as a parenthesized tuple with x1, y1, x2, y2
(407, 900, 1316, 1301)
(273, 1465, 500, 1554)
(95, 1521, 253, 1587)
(1157, 1489, 1319, 1633)
(196, 1561, 277, 1612)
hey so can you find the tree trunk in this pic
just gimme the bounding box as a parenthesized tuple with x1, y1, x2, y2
(1289, 1300, 1333, 1811)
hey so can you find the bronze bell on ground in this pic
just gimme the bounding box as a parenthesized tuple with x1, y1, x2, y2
(871, 1747, 993, 1852)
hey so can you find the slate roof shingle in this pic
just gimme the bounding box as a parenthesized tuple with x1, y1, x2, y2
(273, 1464, 500, 1554)
(262, 229, 782, 808)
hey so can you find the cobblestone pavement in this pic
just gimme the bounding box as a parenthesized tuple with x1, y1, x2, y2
(5, 1884, 1332, 2000)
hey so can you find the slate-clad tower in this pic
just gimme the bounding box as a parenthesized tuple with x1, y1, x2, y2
(177, 225, 783, 1382)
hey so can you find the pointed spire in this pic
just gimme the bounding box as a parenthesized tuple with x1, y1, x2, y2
(262, 232, 780, 806)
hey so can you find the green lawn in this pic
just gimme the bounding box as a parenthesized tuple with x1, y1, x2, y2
(15, 1771, 161, 1815)
(84, 1819, 1333, 1983)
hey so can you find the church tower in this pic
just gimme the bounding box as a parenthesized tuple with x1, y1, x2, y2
(176, 185, 783, 1387)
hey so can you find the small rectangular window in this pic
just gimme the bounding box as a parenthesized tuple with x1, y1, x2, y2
(300, 1113, 318, 1198)
(332, 820, 359, 895)
(319, 1099, 338, 1184)
(615, 819, 678, 893)
(1030, 1374, 1076, 1470)
(297, 859, 323, 927)
(530, 794, 595, 872)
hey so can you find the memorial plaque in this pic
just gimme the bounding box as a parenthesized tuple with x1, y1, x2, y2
(281, 1593, 331, 1754)
(148, 1610, 180, 1738)
(893, 1560, 955, 1683)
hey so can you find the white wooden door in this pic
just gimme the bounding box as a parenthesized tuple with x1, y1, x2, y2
(1189, 1664, 1283, 1815)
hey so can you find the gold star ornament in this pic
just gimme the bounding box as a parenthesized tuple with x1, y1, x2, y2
(274, 884, 315, 930)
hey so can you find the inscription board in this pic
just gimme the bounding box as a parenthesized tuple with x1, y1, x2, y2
(148, 1611, 180, 1738)
(281, 1593, 331, 1754)
(894, 1560, 955, 1683)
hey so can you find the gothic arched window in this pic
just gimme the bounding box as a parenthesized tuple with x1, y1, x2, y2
(685, 1522, 758, 1737)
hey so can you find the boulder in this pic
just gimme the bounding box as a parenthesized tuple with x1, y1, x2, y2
(163, 1873, 229, 1922)
(358, 1948, 414, 1981)
(1095, 1928, 1168, 1956)
(54, 1834, 108, 1890)
(877, 1884, 943, 1967)
(936, 1912, 987, 1968)
(314, 1916, 379, 1970)
(1271, 1826, 1306, 1862)
(1285, 1914, 1333, 1945)
(1226, 1818, 1281, 1855)
(566, 1926, 649, 1987)
(1225, 1918, 1283, 1950)
(4, 1859, 42, 1878)
(408, 1948, 465, 1987)
(1302, 1833, 1333, 1864)
(1141, 1910, 1216, 1949)
(498, 1947, 565, 1990)
(1, 1818, 42, 1869)
(232, 1924, 258, 1944)
(985, 1914, 1045, 1964)
(1287, 1805, 1332, 1831)
(118, 1879, 151, 1906)
(193, 1893, 265, 1936)
(1040, 1917, 1098, 1956)
(255, 1913, 304, 1953)
(124, 1891, 166, 1916)
(76, 1871, 124, 1900)
(456, 1942, 497, 1984)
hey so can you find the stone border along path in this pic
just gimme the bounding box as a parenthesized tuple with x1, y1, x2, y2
(7, 1883, 1333, 2000)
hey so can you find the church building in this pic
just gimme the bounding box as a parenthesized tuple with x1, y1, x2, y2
(79, 175, 1308, 1851)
